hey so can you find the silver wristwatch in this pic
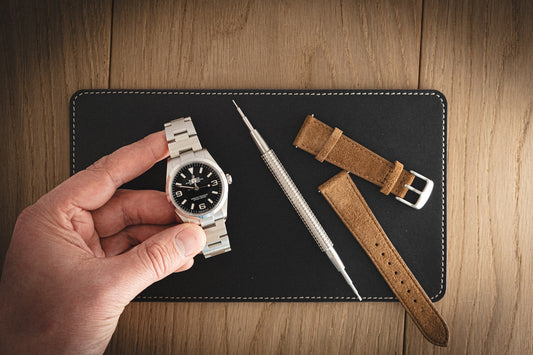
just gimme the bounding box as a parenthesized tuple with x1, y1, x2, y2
(164, 117, 232, 258)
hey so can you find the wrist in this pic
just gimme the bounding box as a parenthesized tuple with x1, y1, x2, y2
(0, 291, 115, 355)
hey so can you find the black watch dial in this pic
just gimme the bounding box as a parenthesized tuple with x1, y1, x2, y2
(171, 162, 223, 214)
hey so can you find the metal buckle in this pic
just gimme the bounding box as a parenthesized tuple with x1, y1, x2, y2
(395, 170, 434, 209)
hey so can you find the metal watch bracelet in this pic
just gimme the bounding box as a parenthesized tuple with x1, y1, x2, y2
(164, 117, 230, 258)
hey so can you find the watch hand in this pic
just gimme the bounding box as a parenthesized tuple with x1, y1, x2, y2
(191, 176, 200, 190)
(175, 184, 196, 190)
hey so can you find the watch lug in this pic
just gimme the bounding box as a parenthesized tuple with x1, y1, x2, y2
(197, 149, 213, 160)
(191, 149, 210, 160)
(166, 156, 181, 176)
(219, 199, 228, 219)
(176, 210, 200, 225)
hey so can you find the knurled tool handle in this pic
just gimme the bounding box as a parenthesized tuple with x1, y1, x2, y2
(261, 150, 333, 252)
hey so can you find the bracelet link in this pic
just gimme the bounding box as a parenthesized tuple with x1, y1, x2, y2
(165, 117, 203, 158)
(202, 219, 231, 258)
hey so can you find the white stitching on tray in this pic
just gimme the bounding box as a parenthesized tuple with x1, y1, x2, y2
(71, 90, 446, 301)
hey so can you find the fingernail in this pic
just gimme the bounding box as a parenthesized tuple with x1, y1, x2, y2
(175, 225, 206, 257)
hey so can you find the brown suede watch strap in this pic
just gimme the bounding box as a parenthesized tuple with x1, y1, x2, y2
(293, 115, 415, 198)
(319, 171, 449, 347)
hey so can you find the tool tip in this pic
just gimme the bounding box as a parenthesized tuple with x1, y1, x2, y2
(232, 100, 255, 132)
(347, 278, 362, 301)
(232, 99, 243, 115)
(350, 283, 363, 302)
(232, 100, 244, 115)
(340, 269, 363, 301)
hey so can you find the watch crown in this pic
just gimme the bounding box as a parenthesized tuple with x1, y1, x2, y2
(226, 173, 233, 185)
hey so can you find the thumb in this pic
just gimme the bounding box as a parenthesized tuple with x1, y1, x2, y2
(110, 223, 206, 300)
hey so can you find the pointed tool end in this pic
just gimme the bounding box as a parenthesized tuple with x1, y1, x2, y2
(347, 278, 363, 301)
(232, 100, 254, 131)
(340, 269, 363, 301)
(232, 99, 243, 117)
(232, 100, 244, 117)
(350, 283, 363, 302)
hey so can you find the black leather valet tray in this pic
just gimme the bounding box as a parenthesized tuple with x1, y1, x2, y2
(70, 89, 447, 302)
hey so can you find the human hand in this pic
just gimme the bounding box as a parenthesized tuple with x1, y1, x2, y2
(0, 131, 206, 354)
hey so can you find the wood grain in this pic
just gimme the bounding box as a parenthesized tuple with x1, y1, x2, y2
(107, 0, 422, 353)
(407, 0, 533, 353)
(110, 0, 422, 89)
(0, 0, 112, 270)
(107, 302, 404, 354)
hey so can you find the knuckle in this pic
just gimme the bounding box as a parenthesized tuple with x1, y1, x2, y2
(139, 136, 159, 162)
(121, 205, 135, 226)
(87, 155, 108, 172)
(87, 155, 123, 187)
(139, 241, 176, 280)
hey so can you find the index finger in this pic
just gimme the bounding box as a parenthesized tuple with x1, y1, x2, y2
(50, 131, 169, 211)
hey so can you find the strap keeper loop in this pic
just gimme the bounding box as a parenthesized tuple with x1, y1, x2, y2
(380, 160, 404, 195)
(315, 127, 343, 162)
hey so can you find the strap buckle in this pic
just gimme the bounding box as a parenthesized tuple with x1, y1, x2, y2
(395, 170, 434, 209)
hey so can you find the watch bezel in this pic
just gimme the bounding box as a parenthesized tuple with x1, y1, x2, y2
(167, 157, 228, 218)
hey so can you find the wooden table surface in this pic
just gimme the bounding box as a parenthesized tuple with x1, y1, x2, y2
(1, 0, 531, 354)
